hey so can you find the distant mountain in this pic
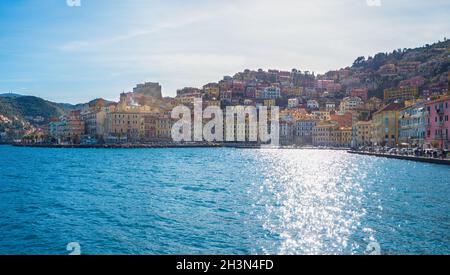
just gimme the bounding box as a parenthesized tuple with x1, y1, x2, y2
(0, 93, 23, 98)
(55, 98, 115, 111)
(0, 96, 116, 127)
(0, 96, 65, 125)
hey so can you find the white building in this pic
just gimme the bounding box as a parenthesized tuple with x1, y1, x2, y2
(307, 100, 319, 109)
(326, 102, 336, 111)
(339, 97, 364, 113)
(288, 98, 299, 109)
(260, 87, 281, 99)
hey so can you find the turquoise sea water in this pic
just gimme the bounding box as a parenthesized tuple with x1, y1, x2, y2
(0, 145, 449, 255)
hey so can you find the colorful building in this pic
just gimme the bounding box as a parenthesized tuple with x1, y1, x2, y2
(312, 121, 352, 148)
(399, 101, 427, 147)
(371, 103, 404, 147)
(330, 112, 353, 128)
(280, 120, 294, 145)
(351, 88, 369, 102)
(352, 120, 372, 147)
(49, 111, 85, 144)
(340, 96, 364, 113)
(425, 97, 450, 150)
(294, 118, 318, 145)
(384, 87, 418, 103)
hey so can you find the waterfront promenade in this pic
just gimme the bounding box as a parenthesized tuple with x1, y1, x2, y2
(348, 150, 450, 166)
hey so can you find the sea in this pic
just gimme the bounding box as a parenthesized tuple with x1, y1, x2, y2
(0, 145, 449, 255)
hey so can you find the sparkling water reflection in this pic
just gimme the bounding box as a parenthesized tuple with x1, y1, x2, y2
(0, 146, 449, 255)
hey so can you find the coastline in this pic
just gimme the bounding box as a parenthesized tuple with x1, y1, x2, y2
(11, 143, 223, 149)
(9, 144, 449, 166)
(11, 143, 352, 150)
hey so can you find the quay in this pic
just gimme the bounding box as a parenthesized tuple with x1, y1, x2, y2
(348, 150, 450, 166)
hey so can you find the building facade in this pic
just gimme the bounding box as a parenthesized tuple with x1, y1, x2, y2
(384, 87, 418, 103)
(425, 97, 450, 150)
(294, 119, 318, 145)
(340, 97, 364, 113)
(312, 121, 352, 148)
(399, 101, 426, 147)
(371, 103, 403, 147)
(352, 120, 372, 147)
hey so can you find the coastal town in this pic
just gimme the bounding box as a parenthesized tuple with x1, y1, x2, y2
(8, 71, 450, 154)
(1, 43, 450, 158)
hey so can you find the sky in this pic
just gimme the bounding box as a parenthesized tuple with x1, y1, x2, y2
(0, 0, 449, 103)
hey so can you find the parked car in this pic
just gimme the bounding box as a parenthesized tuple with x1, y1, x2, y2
(388, 148, 397, 154)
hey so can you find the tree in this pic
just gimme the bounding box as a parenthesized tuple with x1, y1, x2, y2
(353, 56, 366, 67)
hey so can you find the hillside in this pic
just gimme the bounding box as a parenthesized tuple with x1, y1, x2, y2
(0, 96, 65, 124)
(338, 39, 450, 98)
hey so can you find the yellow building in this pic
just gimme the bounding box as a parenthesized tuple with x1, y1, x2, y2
(353, 120, 372, 147)
(336, 127, 352, 147)
(156, 116, 173, 140)
(204, 87, 220, 99)
(366, 97, 383, 112)
(263, 99, 276, 107)
(176, 96, 200, 106)
(283, 87, 303, 97)
(371, 103, 404, 147)
(312, 121, 352, 147)
(311, 110, 331, 121)
(80, 104, 116, 140)
(384, 87, 418, 103)
(108, 112, 145, 142)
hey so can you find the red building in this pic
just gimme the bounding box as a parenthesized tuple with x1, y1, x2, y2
(351, 88, 369, 102)
(330, 112, 353, 128)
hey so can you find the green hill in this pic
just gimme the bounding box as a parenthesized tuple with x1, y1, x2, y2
(345, 39, 450, 98)
(0, 96, 65, 124)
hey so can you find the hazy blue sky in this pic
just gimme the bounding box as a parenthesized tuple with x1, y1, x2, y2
(0, 0, 449, 103)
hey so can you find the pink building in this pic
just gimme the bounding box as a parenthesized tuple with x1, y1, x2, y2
(425, 97, 450, 150)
